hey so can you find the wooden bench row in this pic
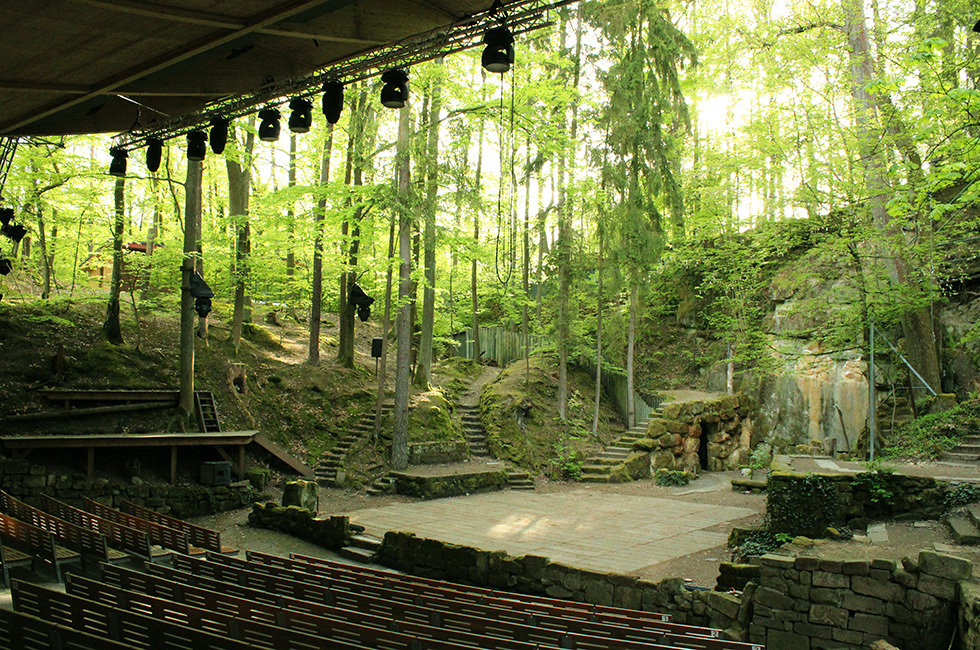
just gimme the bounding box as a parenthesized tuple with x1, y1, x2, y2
(255, 550, 670, 630)
(0, 533, 32, 587)
(170, 553, 761, 650)
(0, 512, 80, 583)
(0, 606, 130, 650)
(289, 550, 674, 623)
(83, 496, 193, 556)
(120, 499, 235, 554)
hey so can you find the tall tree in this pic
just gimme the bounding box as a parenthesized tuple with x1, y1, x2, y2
(392, 99, 414, 471)
(228, 122, 255, 352)
(103, 176, 126, 345)
(415, 56, 444, 388)
(309, 124, 334, 365)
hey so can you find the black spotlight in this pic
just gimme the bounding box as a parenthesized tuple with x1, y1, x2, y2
(0, 257, 11, 276)
(259, 108, 281, 142)
(209, 117, 229, 154)
(322, 80, 344, 124)
(189, 271, 214, 318)
(0, 208, 12, 226)
(187, 130, 207, 162)
(145, 138, 163, 172)
(349, 283, 375, 322)
(974, 19, 980, 32)
(1, 223, 27, 244)
(288, 98, 313, 133)
(482, 27, 515, 73)
(109, 147, 127, 177)
(380, 70, 409, 109)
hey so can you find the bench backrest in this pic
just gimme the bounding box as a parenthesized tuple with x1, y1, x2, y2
(12, 579, 254, 650)
(0, 606, 130, 650)
(0, 512, 62, 581)
(0, 491, 109, 561)
(119, 499, 221, 552)
(83, 496, 190, 554)
(41, 495, 151, 559)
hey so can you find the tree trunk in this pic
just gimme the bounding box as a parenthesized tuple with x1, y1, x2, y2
(338, 84, 368, 368)
(471, 94, 485, 364)
(286, 133, 296, 286)
(228, 122, 255, 352)
(375, 213, 397, 439)
(626, 283, 637, 428)
(179, 161, 202, 420)
(843, 0, 941, 392)
(392, 101, 413, 471)
(309, 125, 334, 365)
(593, 225, 604, 437)
(103, 176, 126, 345)
(415, 56, 443, 389)
(143, 173, 160, 299)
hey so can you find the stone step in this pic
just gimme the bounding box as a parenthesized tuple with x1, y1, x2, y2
(967, 504, 980, 529)
(942, 452, 980, 463)
(601, 449, 630, 457)
(580, 464, 612, 474)
(948, 514, 980, 545)
(961, 436, 980, 446)
(952, 445, 980, 454)
(339, 546, 377, 563)
(579, 473, 612, 483)
(350, 533, 383, 551)
(591, 458, 624, 467)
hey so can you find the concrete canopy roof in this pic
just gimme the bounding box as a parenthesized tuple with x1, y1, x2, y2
(0, 0, 567, 140)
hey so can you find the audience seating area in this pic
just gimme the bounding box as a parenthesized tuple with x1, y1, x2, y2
(0, 547, 764, 650)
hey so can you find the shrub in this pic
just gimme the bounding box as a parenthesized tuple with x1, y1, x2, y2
(655, 468, 691, 487)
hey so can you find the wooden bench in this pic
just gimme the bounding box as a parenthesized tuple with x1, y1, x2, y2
(12, 579, 254, 650)
(0, 512, 80, 582)
(120, 499, 235, 554)
(0, 490, 128, 566)
(83, 496, 190, 555)
(41, 494, 157, 560)
(71, 570, 493, 650)
(229, 551, 731, 646)
(0, 534, 32, 587)
(0, 606, 130, 650)
(290, 551, 674, 623)
(101, 563, 562, 650)
(171, 554, 758, 650)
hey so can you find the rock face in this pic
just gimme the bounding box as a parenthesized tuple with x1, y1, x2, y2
(753, 341, 869, 452)
(282, 479, 318, 512)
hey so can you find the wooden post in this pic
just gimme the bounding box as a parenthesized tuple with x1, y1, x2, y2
(170, 446, 178, 484)
(179, 160, 203, 421)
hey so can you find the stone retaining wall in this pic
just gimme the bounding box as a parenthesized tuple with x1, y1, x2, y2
(377, 531, 973, 649)
(0, 458, 254, 517)
(392, 468, 507, 499)
(408, 441, 469, 465)
(248, 502, 352, 548)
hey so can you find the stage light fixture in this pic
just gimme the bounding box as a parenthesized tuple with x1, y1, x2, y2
(380, 70, 409, 109)
(1, 223, 27, 244)
(109, 147, 127, 177)
(145, 138, 163, 172)
(0, 209, 12, 226)
(187, 130, 207, 162)
(210, 117, 229, 154)
(322, 80, 344, 124)
(0, 257, 11, 276)
(288, 98, 313, 133)
(259, 108, 281, 142)
(482, 27, 515, 73)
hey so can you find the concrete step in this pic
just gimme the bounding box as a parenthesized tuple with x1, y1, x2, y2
(580, 464, 612, 474)
(579, 473, 612, 483)
(952, 445, 980, 454)
(942, 452, 980, 463)
(339, 546, 377, 563)
(948, 514, 980, 545)
(350, 533, 383, 551)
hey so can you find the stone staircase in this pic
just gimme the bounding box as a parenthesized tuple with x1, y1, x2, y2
(366, 475, 396, 496)
(579, 417, 654, 483)
(947, 504, 980, 544)
(942, 435, 980, 464)
(875, 393, 916, 439)
(315, 402, 392, 487)
(339, 531, 384, 563)
(460, 404, 491, 459)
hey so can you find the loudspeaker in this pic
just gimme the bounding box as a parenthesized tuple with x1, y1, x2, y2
(371, 337, 383, 357)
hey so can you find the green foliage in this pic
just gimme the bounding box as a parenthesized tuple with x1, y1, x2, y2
(654, 468, 691, 486)
(882, 401, 980, 461)
(766, 473, 839, 537)
(945, 483, 980, 511)
(730, 529, 783, 562)
(853, 464, 895, 505)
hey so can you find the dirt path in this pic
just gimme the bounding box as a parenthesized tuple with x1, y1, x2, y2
(459, 366, 502, 406)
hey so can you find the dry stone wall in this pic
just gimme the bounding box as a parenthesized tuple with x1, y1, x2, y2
(631, 394, 754, 476)
(0, 458, 254, 517)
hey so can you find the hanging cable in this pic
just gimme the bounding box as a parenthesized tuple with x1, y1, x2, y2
(494, 74, 514, 285)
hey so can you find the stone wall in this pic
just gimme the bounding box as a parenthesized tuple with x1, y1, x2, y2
(629, 394, 754, 476)
(377, 532, 972, 650)
(408, 441, 469, 465)
(0, 458, 254, 517)
(248, 502, 352, 549)
(749, 551, 965, 650)
(768, 458, 951, 535)
(392, 467, 506, 499)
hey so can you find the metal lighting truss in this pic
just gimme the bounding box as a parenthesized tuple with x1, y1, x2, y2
(114, 0, 577, 151)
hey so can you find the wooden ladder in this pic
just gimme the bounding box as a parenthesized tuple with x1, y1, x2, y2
(194, 391, 221, 433)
